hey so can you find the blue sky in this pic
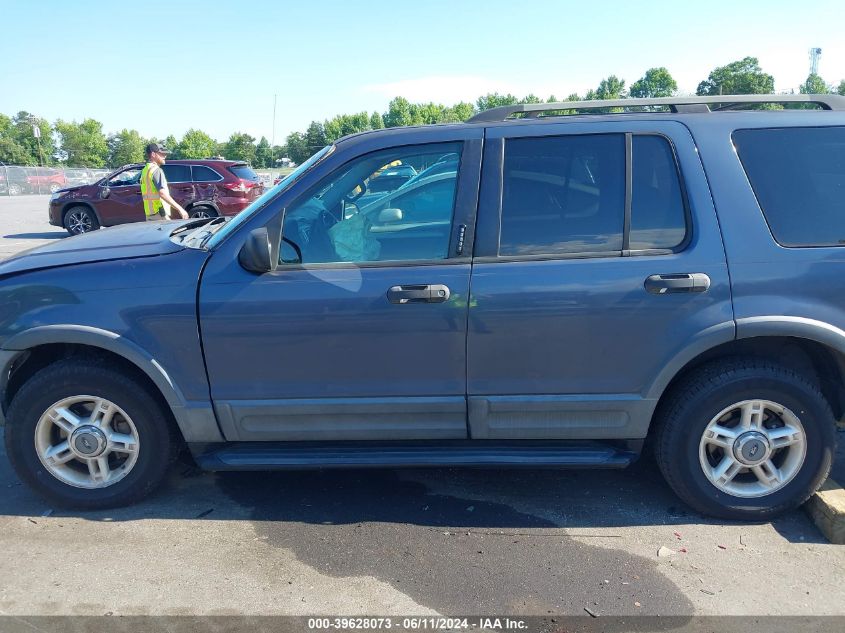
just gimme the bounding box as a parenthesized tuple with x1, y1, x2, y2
(1, 0, 843, 144)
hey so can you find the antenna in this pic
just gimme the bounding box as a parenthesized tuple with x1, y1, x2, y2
(809, 47, 822, 75)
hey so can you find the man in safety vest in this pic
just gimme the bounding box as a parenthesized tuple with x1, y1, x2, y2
(140, 143, 189, 221)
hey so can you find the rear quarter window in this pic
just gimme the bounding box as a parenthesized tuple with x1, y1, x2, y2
(733, 127, 845, 247)
(192, 165, 222, 182)
(229, 164, 259, 181)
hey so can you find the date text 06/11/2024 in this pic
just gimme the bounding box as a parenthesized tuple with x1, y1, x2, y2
(307, 617, 529, 630)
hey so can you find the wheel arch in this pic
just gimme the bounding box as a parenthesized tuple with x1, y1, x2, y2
(61, 201, 102, 226)
(185, 200, 220, 215)
(648, 317, 845, 426)
(0, 325, 223, 443)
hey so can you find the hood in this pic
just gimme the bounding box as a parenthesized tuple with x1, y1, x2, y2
(54, 184, 87, 195)
(0, 221, 186, 278)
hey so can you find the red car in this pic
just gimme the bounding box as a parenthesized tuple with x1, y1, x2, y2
(49, 159, 264, 235)
(27, 168, 67, 194)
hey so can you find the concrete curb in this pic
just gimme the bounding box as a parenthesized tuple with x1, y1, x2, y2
(805, 478, 845, 544)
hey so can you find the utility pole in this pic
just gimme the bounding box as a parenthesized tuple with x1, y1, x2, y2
(809, 48, 822, 76)
(29, 115, 46, 194)
(271, 93, 277, 168)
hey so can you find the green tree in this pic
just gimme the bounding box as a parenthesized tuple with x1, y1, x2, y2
(284, 131, 309, 165)
(630, 67, 677, 98)
(223, 132, 256, 163)
(476, 93, 519, 111)
(107, 129, 145, 167)
(384, 97, 416, 127)
(838, 80, 845, 96)
(0, 113, 32, 164)
(55, 118, 108, 167)
(303, 121, 329, 152)
(696, 56, 774, 96)
(160, 134, 178, 157)
(7, 111, 55, 165)
(370, 111, 385, 130)
(253, 136, 272, 168)
(800, 73, 830, 94)
(176, 129, 217, 159)
(595, 75, 626, 100)
(441, 102, 475, 123)
(324, 113, 369, 141)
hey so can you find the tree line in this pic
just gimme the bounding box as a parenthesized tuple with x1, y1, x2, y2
(2, 58, 844, 169)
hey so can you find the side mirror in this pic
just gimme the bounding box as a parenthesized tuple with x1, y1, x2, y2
(100, 186, 110, 199)
(238, 227, 276, 273)
(378, 208, 403, 223)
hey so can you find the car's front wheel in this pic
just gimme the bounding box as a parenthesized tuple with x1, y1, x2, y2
(654, 359, 836, 520)
(5, 359, 174, 509)
(63, 205, 99, 235)
(8, 183, 22, 196)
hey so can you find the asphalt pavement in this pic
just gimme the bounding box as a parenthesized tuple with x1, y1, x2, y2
(0, 195, 843, 619)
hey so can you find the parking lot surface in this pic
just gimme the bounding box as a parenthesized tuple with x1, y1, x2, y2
(0, 195, 843, 617)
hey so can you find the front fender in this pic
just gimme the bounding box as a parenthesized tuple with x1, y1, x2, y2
(0, 324, 223, 442)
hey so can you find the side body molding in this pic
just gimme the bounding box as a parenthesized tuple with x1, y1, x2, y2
(0, 324, 223, 442)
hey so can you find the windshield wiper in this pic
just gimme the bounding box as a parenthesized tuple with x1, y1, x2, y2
(178, 217, 227, 247)
(170, 217, 219, 239)
(197, 217, 229, 247)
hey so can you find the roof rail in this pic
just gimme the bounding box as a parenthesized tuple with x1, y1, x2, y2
(467, 94, 845, 123)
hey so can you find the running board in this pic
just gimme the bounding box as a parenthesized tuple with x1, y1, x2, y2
(195, 442, 637, 470)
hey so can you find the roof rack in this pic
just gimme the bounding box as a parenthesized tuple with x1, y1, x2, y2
(467, 94, 845, 123)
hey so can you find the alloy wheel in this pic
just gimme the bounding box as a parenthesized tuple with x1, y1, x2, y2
(34, 395, 140, 489)
(699, 399, 807, 498)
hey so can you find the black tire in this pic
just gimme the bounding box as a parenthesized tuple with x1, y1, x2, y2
(189, 205, 218, 219)
(63, 205, 99, 235)
(654, 359, 836, 520)
(5, 359, 173, 509)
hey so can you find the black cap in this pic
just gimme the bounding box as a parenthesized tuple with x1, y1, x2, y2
(144, 142, 170, 157)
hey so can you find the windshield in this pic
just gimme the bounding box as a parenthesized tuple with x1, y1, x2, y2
(204, 145, 334, 249)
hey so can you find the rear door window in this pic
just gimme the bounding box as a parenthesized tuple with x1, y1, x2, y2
(733, 127, 845, 247)
(499, 134, 625, 256)
(161, 164, 191, 183)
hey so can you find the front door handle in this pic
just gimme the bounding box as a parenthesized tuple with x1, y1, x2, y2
(645, 273, 711, 294)
(387, 284, 451, 304)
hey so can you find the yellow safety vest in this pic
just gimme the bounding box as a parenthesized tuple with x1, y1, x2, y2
(140, 162, 165, 217)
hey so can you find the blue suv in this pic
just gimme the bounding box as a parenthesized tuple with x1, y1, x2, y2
(1, 94, 843, 520)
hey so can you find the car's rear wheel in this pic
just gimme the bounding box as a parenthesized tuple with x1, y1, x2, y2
(49, 183, 61, 193)
(8, 183, 22, 196)
(63, 205, 99, 235)
(189, 205, 217, 219)
(654, 359, 836, 520)
(5, 359, 174, 509)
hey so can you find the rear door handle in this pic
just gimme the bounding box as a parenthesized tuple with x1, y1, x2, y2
(644, 273, 711, 294)
(387, 284, 451, 304)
